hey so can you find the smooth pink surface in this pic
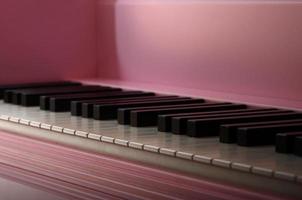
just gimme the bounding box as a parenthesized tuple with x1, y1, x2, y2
(0, 0, 97, 84)
(1, 0, 302, 109)
(96, 1, 302, 108)
(0, 130, 290, 200)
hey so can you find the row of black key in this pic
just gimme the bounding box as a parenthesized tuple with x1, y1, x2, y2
(89, 97, 203, 120)
(162, 110, 302, 153)
(71, 95, 181, 117)
(11, 85, 115, 106)
(118, 103, 240, 126)
(157, 108, 302, 148)
(167, 108, 277, 134)
(1, 81, 302, 156)
(47, 91, 155, 112)
(1, 81, 81, 101)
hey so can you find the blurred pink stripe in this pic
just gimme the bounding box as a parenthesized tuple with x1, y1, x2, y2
(0, 131, 293, 200)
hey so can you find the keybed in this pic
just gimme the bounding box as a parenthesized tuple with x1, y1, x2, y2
(0, 81, 302, 183)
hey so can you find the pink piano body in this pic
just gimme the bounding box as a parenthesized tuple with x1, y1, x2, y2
(0, 0, 302, 199)
(0, 0, 302, 110)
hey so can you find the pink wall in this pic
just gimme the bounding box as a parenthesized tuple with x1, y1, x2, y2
(1, 0, 301, 108)
(96, 1, 302, 108)
(0, 0, 97, 84)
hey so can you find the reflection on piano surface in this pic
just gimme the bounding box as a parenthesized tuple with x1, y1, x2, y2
(1, 129, 287, 200)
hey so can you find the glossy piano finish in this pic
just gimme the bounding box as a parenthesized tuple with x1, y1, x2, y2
(0, 176, 67, 200)
(0, 130, 289, 200)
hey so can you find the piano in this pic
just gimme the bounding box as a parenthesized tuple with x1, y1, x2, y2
(0, 0, 302, 199)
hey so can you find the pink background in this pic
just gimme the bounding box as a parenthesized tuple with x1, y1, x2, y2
(96, 0, 302, 109)
(1, 0, 302, 108)
(0, 0, 97, 84)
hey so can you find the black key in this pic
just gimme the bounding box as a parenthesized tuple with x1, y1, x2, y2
(18, 85, 114, 106)
(2, 81, 80, 102)
(171, 108, 281, 135)
(92, 98, 204, 120)
(237, 123, 302, 146)
(221, 119, 302, 144)
(49, 91, 155, 112)
(276, 132, 302, 153)
(71, 95, 179, 116)
(118, 102, 230, 125)
(187, 112, 302, 137)
(39, 88, 122, 110)
(129, 103, 246, 127)
(294, 136, 302, 156)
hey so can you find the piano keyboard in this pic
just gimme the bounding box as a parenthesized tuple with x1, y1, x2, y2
(0, 81, 301, 198)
